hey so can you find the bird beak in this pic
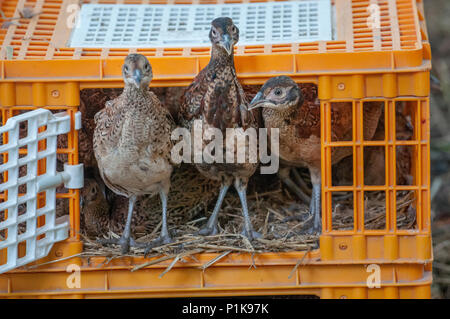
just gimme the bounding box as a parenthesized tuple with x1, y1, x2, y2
(247, 92, 265, 110)
(133, 69, 142, 88)
(219, 34, 233, 55)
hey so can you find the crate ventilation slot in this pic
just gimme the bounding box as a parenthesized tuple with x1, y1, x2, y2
(69, 1, 332, 48)
(0, 109, 84, 274)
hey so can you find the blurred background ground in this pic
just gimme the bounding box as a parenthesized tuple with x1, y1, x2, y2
(424, 0, 450, 299)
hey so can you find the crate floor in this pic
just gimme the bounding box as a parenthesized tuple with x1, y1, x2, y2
(79, 164, 417, 260)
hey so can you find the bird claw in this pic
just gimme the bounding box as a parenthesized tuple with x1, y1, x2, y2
(304, 225, 321, 235)
(97, 236, 144, 255)
(197, 225, 219, 236)
(304, 216, 322, 235)
(241, 228, 262, 241)
(143, 235, 174, 256)
(281, 211, 321, 235)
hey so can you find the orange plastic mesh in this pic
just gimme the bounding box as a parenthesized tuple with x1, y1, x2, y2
(0, 0, 423, 60)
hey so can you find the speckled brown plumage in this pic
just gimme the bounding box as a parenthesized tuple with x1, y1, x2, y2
(81, 177, 110, 237)
(57, 89, 123, 168)
(94, 85, 173, 197)
(179, 21, 258, 183)
(156, 87, 186, 123)
(93, 54, 175, 253)
(334, 106, 413, 186)
(80, 177, 153, 238)
(249, 76, 383, 233)
(179, 56, 256, 130)
(64, 87, 176, 168)
(255, 93, 375, 169)
(94, 88, 174, 197)
(178, 17, 260, 240)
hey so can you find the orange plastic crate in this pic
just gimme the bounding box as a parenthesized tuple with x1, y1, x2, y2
(0, 0, 432, 298)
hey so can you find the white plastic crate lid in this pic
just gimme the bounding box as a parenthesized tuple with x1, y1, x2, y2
(69, 0, 332, 48)
(0, 109, 83, 274)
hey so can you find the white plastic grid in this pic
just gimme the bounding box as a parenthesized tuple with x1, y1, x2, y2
(69, 1, 332, 48)
(0, 109, 82, 274)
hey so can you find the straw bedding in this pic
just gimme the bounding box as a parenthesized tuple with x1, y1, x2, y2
(79, 163, 417, 259)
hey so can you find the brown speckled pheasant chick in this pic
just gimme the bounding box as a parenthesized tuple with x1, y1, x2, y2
(81, 176, 110, 237)
(249, 76, 382, 234)
(93, 54, 175, 254)
(179, 17, 260, 240)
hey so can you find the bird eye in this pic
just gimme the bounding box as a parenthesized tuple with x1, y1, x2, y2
(211, 29, 217, 37)
(91, 187, 97, 195)
(124, 65, 129, 72)
(144, 63, 150, 71)
(232, 25, 237, 33)
(274, 88, 283, 96)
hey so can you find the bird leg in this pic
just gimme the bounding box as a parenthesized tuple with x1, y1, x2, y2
(291, 167, 312, 196)
(144, 189, 173, 255)
(278, 167, 311, 204)
(98, 195, 144, 254)
(305, 168, 322, 235)
(198, 181, 231, 236)
(235, 178, 261, 241)
(279, 166, 312, 223)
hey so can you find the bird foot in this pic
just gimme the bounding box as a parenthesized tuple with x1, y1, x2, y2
(304, 226, 321, 235)
(304, 217, 322, 235)
(143, 234, 174, 256)
(197, 225, 219, 236)
(241, 228, 262, 241)
(98, 236, 145, 255)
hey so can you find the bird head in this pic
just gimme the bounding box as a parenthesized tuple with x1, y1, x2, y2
(80, 166, 108, 209)
(209, 17, 239, 56)
(80, 178, 104, 209)
(122, 53, 153, 90)
(248, 76, 303, 111)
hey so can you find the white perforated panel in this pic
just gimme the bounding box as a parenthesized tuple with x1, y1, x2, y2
(69, 1, 332, 48)
(0, 109, 75, 274)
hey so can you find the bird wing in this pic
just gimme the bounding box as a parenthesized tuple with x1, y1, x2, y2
(154, 91, 178, 134)
(205, 81, 236, 131)
(142, 91, 175, 163)
(93, 95, 126, 154)
(180, 66, 256, 131)
(289, 98, 322, 140)
(93, 95, 132, 197)
(179, 68, 210, 127)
